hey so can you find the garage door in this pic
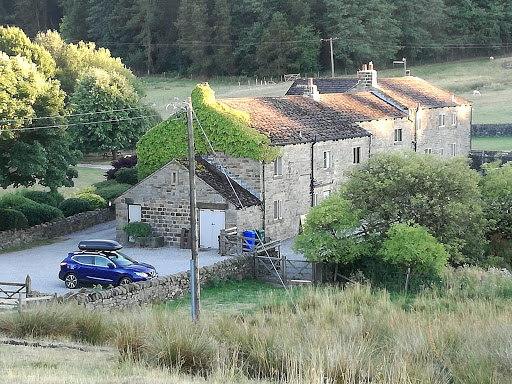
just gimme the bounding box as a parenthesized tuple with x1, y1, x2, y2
(199, 210, 225, 249)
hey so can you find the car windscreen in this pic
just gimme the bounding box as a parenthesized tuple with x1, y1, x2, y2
(107, 251, 137, 266)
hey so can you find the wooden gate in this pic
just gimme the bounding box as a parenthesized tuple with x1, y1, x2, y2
(255, 255, 320, 285)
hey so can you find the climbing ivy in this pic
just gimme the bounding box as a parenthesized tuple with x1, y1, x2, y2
(137, 83, 281, 180)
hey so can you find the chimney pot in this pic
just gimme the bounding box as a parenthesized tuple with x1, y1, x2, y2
(362, 64, 368, 71)
(406, 70, 411, 76)
(368, 61, 374, 70)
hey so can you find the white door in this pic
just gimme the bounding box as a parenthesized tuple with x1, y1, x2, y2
(199, 210, 225, 248)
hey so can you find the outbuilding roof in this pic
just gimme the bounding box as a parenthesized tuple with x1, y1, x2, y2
(285, 78, 358, 95)
(179, 156, 261, 209)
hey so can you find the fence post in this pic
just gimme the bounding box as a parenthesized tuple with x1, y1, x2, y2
(404, 268, 411, 295)
(18, 291, 23, 311)
(282, 255, 287, 284)
(25, 275, 31, 296)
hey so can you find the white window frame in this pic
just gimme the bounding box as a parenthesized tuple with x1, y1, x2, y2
(313, 193, 319, 207)
(450, 143, 457, 157)
(323, 190, 331, 199)
(353, 147, 361, 164)
(273, 200, 282, 220)
(451, 112, 457, 126)
(424, 148, 432, 154)
(439, 113, 446, 128)
(274, 157, 283, 177)
(394, 127, 403, 142)
(128, 204, 142, 222)
(170, 171, 178, 185)
(323, 150, 331, 169)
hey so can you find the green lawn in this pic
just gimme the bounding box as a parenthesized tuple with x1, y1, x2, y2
(0, 165, 107, 198)
(471, 136, 512, 151)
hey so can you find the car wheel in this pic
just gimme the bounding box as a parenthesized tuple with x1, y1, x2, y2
(118, 276, 132, 286)
(64, 273, 79, 289)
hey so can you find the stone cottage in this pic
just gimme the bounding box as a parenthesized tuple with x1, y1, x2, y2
(116, 66, 472, 248)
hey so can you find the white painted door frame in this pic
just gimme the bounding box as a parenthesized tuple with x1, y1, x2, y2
(199, 210, 225, 248)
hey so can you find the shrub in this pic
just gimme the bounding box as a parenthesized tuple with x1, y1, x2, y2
(59, 198, 91, 217)
(75, 192, 107, 210)
(123, 222, 152, 238)
(16, 203, 64, 226)
(0, 208, 28, 230)
(23, 191, 64, 207)
(0, 194, 37, 209)
(93, 179, 120, 189)
(106, 155, 137, 180)
(114, 167, 138, 185)
(94, 183, 132, 201)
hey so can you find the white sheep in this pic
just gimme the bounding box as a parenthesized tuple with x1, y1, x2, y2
(472, 90, 481, 96)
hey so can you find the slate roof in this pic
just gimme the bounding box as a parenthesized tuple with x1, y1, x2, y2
(179, 156, 261, 209)
(319, 92, 408, 121)
(285, 76, 471, 110)
(219, 96, 370, 145)
(285, 78, 358, 95)
(377, 77, 471, 109)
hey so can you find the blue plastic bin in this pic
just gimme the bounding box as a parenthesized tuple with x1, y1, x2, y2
(243, 230, 256, 251)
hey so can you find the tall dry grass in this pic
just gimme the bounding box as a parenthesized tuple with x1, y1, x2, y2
(1, 267, 512, 383)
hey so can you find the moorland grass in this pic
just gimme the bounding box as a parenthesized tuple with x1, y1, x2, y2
(1, 270, 512, 383)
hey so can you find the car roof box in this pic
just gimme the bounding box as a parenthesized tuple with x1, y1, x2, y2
(78, 239, 122, 251)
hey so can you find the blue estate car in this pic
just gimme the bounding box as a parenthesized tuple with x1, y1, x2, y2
(59, 239, 158, 289)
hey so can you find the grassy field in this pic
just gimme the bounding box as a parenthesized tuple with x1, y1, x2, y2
(471, 136, 512, 150)
(2, 271, 512, 383)
(142, 55, 512, 125)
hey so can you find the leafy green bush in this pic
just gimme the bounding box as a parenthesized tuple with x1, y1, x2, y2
(22, 191, 64, 207)
(0, 208, 28, 231)
(93, 179, 120, 189)
(114, 167, 138, 185)
(58, 198, 91, 217)
(123, 222, 152, 238)
(0, 194, 37, 209)
(74, 192, 107, 210)
(94, 183, 132, 201)
(16, 203, 64, 226)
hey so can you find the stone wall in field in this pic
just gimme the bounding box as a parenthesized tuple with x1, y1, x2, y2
(63, 254, 254, 310)
(471, 124, 512, 137)
(0, 208, 115, 250)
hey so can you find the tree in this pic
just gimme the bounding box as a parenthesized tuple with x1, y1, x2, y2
(293, 193, 375, 264)
(68, 68, 153, 158)
(35, 30, 136, 96)
(379, 222, 450, 278)
(343, 151, 488, 264)
(480, 162, 512, 238)
(211, 0, 235, 76)
(0, 52, 79, 191)
(0, 26, 55, 79)
(324, 0, 401, 70)
(175, 0, 213, 76)
(255, 12, 295, 77)
(59, 0, 90, 43)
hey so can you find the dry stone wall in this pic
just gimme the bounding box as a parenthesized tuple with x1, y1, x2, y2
(0, 209, 115, 250)
(65, 254, 254, 310)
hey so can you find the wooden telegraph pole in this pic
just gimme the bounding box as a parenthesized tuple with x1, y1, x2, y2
(186, 98, 200, 322)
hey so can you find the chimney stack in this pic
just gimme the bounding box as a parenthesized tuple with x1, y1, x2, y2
(358, 62, 377, 88)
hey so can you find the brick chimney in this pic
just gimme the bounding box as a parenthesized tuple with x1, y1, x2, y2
(358, 61, 377, 88)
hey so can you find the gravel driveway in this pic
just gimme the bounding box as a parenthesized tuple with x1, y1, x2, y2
(0, 221, 228, 296)
(0, 221, 302, 296)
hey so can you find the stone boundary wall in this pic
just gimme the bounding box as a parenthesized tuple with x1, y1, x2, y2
(471, 124, 512, 137)
(64, 254, 254, 310)
(0, 208, 115, 250)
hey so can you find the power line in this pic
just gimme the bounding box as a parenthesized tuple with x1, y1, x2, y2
(0, 105, 153, 125)
(0, 113, 160, 133)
